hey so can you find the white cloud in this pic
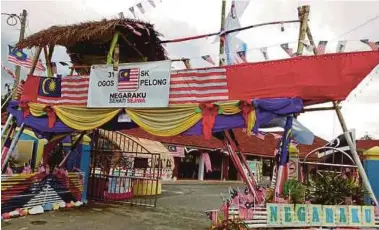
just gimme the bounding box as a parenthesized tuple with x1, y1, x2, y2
(1, 0, 378, 141)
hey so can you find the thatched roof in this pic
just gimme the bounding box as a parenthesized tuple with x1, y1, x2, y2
(17, 18, 166, 74)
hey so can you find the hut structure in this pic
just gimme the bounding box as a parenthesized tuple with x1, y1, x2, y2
(16, 18, 166, 74)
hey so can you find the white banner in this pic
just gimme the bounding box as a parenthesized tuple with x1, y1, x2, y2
(87, 60, 171, 108)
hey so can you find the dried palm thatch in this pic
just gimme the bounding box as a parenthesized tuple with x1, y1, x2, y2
(17, 18, 166, 74)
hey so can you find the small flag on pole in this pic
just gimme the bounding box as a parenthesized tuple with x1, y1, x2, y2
(182, 59, 192, 69)
(201, 55, 215, 65)
(280, 43, 295, 57)
(260, 47, 269, 60)
(360, 39, 379, 51)
(129, 7, 136, 18)
(237, 51, 247, 63)
(148, 0, 156, 7)
(202, 152, 212, 172)
(137, 3, 145, 13)
(336, 41, 347, 53)
(8, 45, 45, 72)
(316, 41, 328, 55)
(1, 63, 16, 79)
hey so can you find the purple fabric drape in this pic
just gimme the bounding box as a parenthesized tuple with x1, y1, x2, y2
(252, 98, 303, 133)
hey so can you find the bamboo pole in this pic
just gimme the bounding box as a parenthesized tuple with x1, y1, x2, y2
(113, 44, 120, 71)
(119, 33, 146, 61)
(43, 46, 52, 77)
(303, 6, 378, 206)
(1, 123, 25, 172)
(296, 5, 310, 55)
(218, 0, 226, 66)
(107, 31, 120, 64)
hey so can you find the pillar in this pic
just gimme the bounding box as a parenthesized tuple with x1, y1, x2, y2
(363, 146, 379, 204)
(198, 153, 204, 181)
(77, 135, 91, 203)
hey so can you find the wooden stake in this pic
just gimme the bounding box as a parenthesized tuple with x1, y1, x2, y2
(296, 5, 310, 55)
(107, 31, 120, 64)
(113, 44, 120, 71)
(120, 33, 146, 61)
(28, 47, 42, 75)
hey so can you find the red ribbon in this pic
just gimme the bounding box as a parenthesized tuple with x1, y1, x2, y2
(18, 101, 30, 118)
(239, 100, 253, 131)
(199, 103, 219, 140)
(44, 106, 56, 128)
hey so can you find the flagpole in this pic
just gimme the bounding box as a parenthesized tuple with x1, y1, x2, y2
(218, 0, 226, 66)
(12, 10, 27, 100)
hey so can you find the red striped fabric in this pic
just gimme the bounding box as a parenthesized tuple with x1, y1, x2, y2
(1, 64, 16, 79)
(169, 67, 229, 104)
(201, 152, 212, 173)
(8, 56, 45, 72)
(36, 76, 89, 105)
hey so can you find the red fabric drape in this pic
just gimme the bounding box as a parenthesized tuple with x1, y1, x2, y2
(226, 51, 379, 104)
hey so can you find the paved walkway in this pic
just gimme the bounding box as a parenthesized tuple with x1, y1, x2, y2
(3, 183, 242, 230)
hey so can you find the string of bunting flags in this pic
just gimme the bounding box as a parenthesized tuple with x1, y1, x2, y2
(4, 39, 378, 73)
(128, 0, 162, 18)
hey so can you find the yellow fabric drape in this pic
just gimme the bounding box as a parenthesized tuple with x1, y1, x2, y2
(25, 101, 250, 136)
(126, 104, 202, 136)
(218, 101, 240, 115)
(246, 111, 257, 136)
(29, 103, 47, 117)
(54, 106, 120, 131)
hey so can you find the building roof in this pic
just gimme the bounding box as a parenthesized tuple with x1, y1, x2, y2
(356, 140, 379, 151)
(121, 128, 328, 158)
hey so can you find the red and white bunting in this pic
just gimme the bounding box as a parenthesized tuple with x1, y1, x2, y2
(360, 39, 379, 51)
(201, 55, 215, 65)
(336, 41, 347, 53)
(1, 63, 16, 79)
(148, 0, 156, 8)
(280, 43, 295, 57)
(260, 47, 269, 60)
(129, 7, 136, 18)
(137, 3, 145, 14)
(316, 41, 328, 55)
(201, 152, 212, 172)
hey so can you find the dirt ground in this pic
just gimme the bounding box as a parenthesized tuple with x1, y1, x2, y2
(2, 182, 243, 230)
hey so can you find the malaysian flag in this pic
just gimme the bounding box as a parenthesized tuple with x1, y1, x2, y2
(336, 41, 347, 53)
(117, 68, 140, 91)
(21, 75, 89, 106)
(129, 7, 136, 18)
(201, 152, 212, 172)
(274, 116, 293, 201)
(8, 45, 45, 72)
(166, 145, 185, 158)
(1, 64, 16, 79)
(148, 0, 156, 7)
(201, 55, 216, 65)
(280, 43, 295, 57)
(260, 47, 269, 60)
(169, 67, 228, 104)
(316, 41, 328, 55)
(137, 3, 145, 13)
(360, 39, 379, 51)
